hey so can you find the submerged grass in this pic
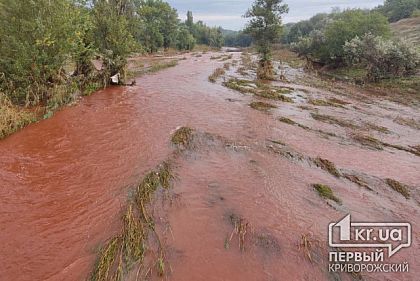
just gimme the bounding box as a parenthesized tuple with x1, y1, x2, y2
(394, 116, 420, 130)
(255, 90, 294, 102)
(222, 78, 256, 94)
(351, 134, 383, 150)
(225, 214, 250, 252)
(208, 68, 225, 83)
(220, 54, 233, 61)
(222, 78, 294, 102)
(311, 113, 358, 129)
(386, 179, 410, 199)
(123, 205, 145, 267)
(149, 60, 178, 73)
(91, 237, 122, 281)
(313, 157, 341, 178)
(91, 160, 176, 281)
(171, 127, 194, 148)
(309, 99, 343, 107)
(313, 184, 342, 204)
(365, 122, 390, 134)
(278, 117, 297, 125)
(250, 101, 277, 111)
(299, 234, 320, 263)
(344, 174, 372, 190)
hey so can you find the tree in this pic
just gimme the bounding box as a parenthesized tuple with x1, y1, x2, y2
(244, 0, 289, 79)
(186, 11, 194, 29)
(176, 26, 196, 50)
(0, 0, 88, 104)
(284, 13, 330, 44)
(184, 12, 224, 49)
(224, 31, 253, 47)
(92, 0, 136, 82)
(136, 0, 179, 51)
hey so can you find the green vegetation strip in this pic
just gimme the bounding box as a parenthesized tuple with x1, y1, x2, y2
(91, 162, 174, 281)
(313, 184, 342, 204)
(91, 127, 195, 280)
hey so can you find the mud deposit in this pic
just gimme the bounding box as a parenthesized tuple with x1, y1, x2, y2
(0, 51, 419, 281)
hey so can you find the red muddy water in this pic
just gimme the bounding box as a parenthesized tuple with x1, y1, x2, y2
(0, 52, 419, 281)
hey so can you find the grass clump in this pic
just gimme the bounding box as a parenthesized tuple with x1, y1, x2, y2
(171, 126, 194, 148)
(344, 174, 372, 190)
(313, 157, 341, 178)
(394, 116, 420, 130)
(208, 68, 225, 83)
(278, 117, 297, 125)
(250, 101, 277, 111)
(351, 134, 383, 150)
(210, 55, 223, 60)
(311, 113, 358, 129)
(123, 205, 145, 267)
(386, 179, 410, 199)
(410, 145, 420, 155)
(222, 79, 256, 94)
(328, 97, 351, 105)
(158, 161, 174, 190)
(91, 237, 122, 281)
(309, 99, 341, 107)
(255, 90, 293, 102)
(313, 184, 342, 204)
(149, 60, 178, 73)
(0, 93, 36, 139)
(220, 54, 233, 61)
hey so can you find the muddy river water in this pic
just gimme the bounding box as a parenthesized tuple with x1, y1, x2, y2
(0, 52, 419, 281)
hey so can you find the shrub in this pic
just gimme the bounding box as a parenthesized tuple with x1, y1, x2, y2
(344, 33, 420, 80)
(292, 9, 390, 65)
(0, 0, 87, 105)
(176, 27, 196, 51)
(0, 93, 35, 139)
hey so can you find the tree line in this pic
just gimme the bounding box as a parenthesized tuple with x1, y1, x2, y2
(0, 0, 224, 107)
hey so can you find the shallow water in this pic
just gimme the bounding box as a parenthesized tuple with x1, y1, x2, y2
(0, 52, 419, 281)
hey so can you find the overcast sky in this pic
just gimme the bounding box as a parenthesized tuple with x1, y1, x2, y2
(167, 0, 384, 30)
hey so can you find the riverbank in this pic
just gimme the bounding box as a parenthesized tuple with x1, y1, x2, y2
(0, 52, 188, 141)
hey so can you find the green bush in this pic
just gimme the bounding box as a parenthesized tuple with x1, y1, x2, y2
(291, 9, 390, 65)
(176, 27, 196, 51)
(344, 33, 420, 80)
(0, 0, 87, 105)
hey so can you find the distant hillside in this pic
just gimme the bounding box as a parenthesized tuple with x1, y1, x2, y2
(391, 16, 420, 45)
(220, 28, 239, 36)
